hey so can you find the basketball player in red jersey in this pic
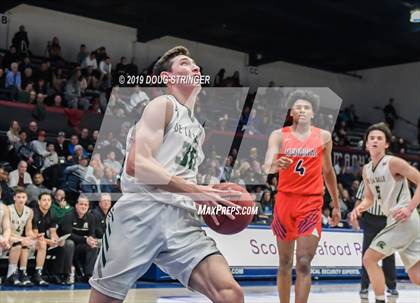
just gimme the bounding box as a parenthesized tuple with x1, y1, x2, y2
(263, 89, 341, 303)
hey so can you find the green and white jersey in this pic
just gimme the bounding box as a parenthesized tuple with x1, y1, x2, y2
(365, 155, 411, 216)
(8, 204, 31, 236)
(0, 202, 4, 235)
(120, 95, 205, 212)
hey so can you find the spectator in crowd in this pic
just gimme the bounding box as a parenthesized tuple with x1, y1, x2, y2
(214, 68, 226, 86)
(7, 120, 21, 151)
(21, 67, 34, 88)
(61, 195, 98, 282)
(32, 93, 48, 122)
(26, 120, 38, 142)
(260, 190, 273, 216)
(0, 168, 14, 204)
(65, 68, 90, 110)
(77, 44, 88, 65)
(2, 46, 19, 70)
(20, 56, 32, 72)
(79, 128, 93, 152)
(26, 172, 51, 207)
(92, 193, 112, 239)
(41, 143, 58, 171)
(101, 166, 119, 192)
(103, 151, 122, 175)
(68, 135, 81, 156)
(115, 56, 127, 77)
(17, 83, 34, 103)
(8, 160, 32, 188)
(82, 52, 98, 70)
(0, 68, 7, 99)
(14, 131, 33, 165)
(5, 62, 22, 100)
(54, 131, 69, 159)
(32, 192, 63, 286)
(51, 68, 66, 94)
(127, 86, 150, 112)
(383, 98, 397, 130)
(30, 130, 49, 157)
(47, 37, 64, 65)
(11, 25, 30, 56)
(126, 57, 138, 75)
(51, 189, 73, 222)
(52, 94, 63, 107)
(35, 61, 51, 84)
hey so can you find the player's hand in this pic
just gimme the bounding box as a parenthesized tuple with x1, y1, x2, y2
(273, 156, 293, 170)
(329, 207, 341, 227)
(21, 237, 33, 247)
(349, 207, 362, 230)
(391, 207, 412, 222)
(0, 237, 10, 250)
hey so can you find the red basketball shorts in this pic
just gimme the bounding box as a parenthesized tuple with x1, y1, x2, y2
(271, 191, 323, 241)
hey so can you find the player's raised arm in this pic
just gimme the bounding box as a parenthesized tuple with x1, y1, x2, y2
(389, 157, 420, 222)
(321, 130, 341, 226)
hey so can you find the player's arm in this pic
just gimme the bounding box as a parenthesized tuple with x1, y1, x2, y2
(24, 209, 35, 239)
(125, 96, 238, 213)
(389, 157, 420, 221)
(262, 129, 292, 175)
(0, 205, 11, 249)
(321, 130, 341, 226)
(349, 166, 375, 229)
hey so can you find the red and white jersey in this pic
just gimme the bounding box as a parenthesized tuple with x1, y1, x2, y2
(276, 126, 324, 196)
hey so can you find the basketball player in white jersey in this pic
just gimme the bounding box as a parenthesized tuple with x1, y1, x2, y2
(5, 188, 46, 286)
(89, 46, 244, 303)
(0, 200, 11, 256)
(350, 122, 420, 303)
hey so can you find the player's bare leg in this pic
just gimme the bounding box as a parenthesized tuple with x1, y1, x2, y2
(36, 238, 47, 268)
(189, 254, 244, 303)
(407, 261, 420, 285)
(363, 248, 386, 299)
(19, 247, 29, 268)
(276, 239, 295, 303)
(88, 288, 122, 303)
(294, 235, 319, 303)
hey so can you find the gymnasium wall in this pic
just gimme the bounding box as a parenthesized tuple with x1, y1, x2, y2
(5, 4, 137, 64)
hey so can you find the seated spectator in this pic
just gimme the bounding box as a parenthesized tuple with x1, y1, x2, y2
(65, 68, 90, 110)
(0, 168, 14, 204)
(21, 67, 34, 88)
(82, 52, 98, 70)
(79, 128, 93, 152)
(30, 130, 49, 169)
(91, 193, 112, 239)
(76, 44, 88, 65)
(32, 192, 62, 286)
(68, 135, 80, 157)
(81, 166, 107, 195)
(5, 62, 22, 100)
(213, 68, 225, 87)
(51, 68, 66, 94)
(42, 143, 58, 172)
(1, 45, 19, 70)
(35, 61, 51, 84)
(20, 56, 32, 72)
(52, 94, 63, 107)
(115, 56, 127, 77)
(54, 131, 70, 160)
(127, 86, 149, 112)
(25, 120, 38, 142)
(32, 93, 48, 122)
(60, 195, 98, 282)
(322, 207, 331, 227)
(7, 120, 21, 151)
(26, 172, 51, 207)
(47, 37, 63, 65)
(62, 156, 91, 195)
(17, 82, 34, 103)
(11, 25, 30, 56)
(101, 167, 118, 192)
(260, 190, 273, 216)
(14, 131, 34, 164)
(103, 151, 122, 175)
(8, 160, 32, 188)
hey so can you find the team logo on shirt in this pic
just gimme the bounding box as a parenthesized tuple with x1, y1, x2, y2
(376, 241, 386, 249)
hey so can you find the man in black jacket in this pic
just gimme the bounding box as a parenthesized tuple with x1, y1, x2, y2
(61, 195, 98, 281)
(91, 193, 112, 239)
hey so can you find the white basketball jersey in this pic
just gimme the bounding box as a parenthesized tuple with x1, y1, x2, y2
(365, 155, 411, 216)
(120, 95, 205, 211)
(9, 205, 31, 236)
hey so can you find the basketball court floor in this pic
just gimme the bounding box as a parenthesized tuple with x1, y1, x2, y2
(1, 280, 418, 303)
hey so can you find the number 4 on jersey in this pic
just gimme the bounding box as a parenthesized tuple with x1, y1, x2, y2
(294, 159, 305, 176)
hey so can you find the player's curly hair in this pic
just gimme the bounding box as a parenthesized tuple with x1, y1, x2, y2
(285, 89, 320, 112)
(152, 46, 191, 76)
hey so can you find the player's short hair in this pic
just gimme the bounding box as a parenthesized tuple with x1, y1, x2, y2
(152, 46, 191, 76)
(38, 192, 52, 201)
(286, 89, 320, 112)
(13, 187, 27, 197)
(363, 122, 392, 150)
